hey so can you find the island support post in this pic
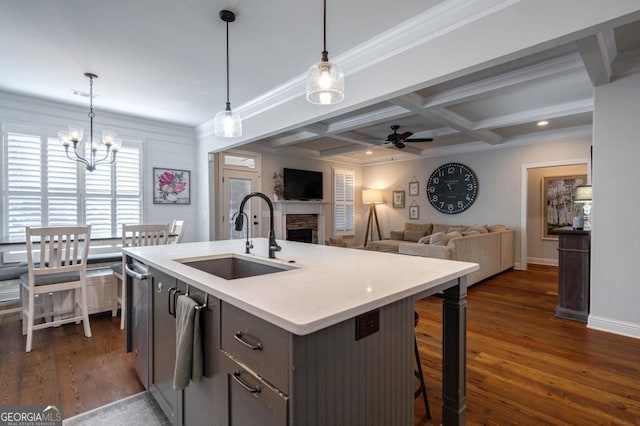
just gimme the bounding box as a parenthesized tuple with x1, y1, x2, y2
(442, 276, 467, 425)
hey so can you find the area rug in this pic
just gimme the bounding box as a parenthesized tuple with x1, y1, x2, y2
(63, 391, 170, 426)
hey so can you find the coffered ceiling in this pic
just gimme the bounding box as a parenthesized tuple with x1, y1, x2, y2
(1, 1, 640, 165)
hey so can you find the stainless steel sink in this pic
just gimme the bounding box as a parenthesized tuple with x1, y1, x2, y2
(176, 254, 294, 280)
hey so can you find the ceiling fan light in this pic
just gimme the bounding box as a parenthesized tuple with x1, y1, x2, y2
(306, 60, 344, 105)
(214, 107, 242, 137)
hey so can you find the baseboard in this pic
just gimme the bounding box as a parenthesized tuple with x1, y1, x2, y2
(527, 257, 558, 266)
(588, 315, 640, 339)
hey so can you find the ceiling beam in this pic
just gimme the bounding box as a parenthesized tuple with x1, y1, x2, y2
(327, 132, 376, 147)
(319, 145, 370, 157)
(577, 30, 617, 86)
(326, 105, 412, 133)
(421, 52, 586, 108)
(473, 98, 593, 130)
(392, 94, 503, 145)
(269, 131, 320, 147)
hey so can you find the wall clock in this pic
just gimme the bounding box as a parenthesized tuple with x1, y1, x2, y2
(426, 162, 478, 214)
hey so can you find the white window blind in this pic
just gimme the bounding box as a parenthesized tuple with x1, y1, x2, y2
(4, 131, 142, 241)
(333, 167, 355, 235)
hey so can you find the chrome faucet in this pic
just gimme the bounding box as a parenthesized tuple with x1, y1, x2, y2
(234, 192, 281, 258)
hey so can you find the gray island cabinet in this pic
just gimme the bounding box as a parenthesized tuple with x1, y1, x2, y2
(124, 239, 478, 425)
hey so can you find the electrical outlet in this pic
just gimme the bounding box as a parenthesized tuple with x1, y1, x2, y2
(355, 309, 379, 340)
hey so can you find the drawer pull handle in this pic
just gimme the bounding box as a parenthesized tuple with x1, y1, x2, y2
(234, 331, 263, 350)
(232, 371, 261, 394)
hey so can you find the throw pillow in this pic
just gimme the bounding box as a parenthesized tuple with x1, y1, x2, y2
(429, 231, 462, 246)
(487, 224, 507, 232)
(390, 230, 404, 240)
(462, 230, 480, 236)
(446, 225, 470, 233)
(418, 236, 431, 244)
(432, 224, 448, 233)
(405, 222, 433, 235)
(404, 230, 427, 242)
(469, 226, 489, 234)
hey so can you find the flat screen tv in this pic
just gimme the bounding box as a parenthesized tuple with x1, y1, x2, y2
(283, 168, 323, 200)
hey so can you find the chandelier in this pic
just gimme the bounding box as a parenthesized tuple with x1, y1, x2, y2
(58, 73, 121, 172)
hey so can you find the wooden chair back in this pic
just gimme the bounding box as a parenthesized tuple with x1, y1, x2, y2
(170, 219, 186, 244)
(26, 225, 91, 281)
(122, 223, 171, 247)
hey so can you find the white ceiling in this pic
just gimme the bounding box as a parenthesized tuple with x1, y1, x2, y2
(2, 1, 640, 165)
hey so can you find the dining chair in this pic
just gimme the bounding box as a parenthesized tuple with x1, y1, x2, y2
(169, 219, 186, 244)
(112, 223, 171, 329)
(20, 225, 92, 352)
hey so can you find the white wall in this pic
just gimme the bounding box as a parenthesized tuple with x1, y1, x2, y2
(0, 91, 199, 242)
(258, 152, 364, 246)
(590, 72, 640, 338)
(362, 137, 592, 267)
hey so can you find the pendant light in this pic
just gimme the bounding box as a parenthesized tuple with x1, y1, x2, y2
(214, 10, 242, 138)
(306, 0, 344, 105)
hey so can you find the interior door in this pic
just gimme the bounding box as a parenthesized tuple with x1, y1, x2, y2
(221, 169, 260, 240)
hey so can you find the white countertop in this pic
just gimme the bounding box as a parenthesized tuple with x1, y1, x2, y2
(124, 239, 478, 336)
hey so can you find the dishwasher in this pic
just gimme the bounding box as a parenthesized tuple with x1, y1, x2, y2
(125, 258, 151, 389)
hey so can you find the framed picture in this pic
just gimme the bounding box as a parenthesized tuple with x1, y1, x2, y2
(542, 174, 587, 239)
(153, 168, 191, 204)
(409, 181, 419, 196)
(392, 190, 405, 208)
(409, 205, 419, 220)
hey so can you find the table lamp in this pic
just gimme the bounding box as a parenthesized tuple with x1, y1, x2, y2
(574, 185, 592, 230)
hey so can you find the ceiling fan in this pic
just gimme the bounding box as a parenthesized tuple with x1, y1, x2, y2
(381, 125, 433, 149)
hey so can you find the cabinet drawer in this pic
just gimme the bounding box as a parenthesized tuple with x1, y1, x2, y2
(221, 301, 290, 393)
(221, 355, 288, 426)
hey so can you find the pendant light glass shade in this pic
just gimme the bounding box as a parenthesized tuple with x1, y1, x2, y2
(306, 0, 344, 105)
(306, 60, 344, 105)
(214, 10, 242, 138)
(214, 104, 242, 137)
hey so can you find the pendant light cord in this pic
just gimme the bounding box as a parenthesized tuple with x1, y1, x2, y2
(225, 19, 230, 109)
(321, 0, 328, 62)
(88, 75, 95, 142)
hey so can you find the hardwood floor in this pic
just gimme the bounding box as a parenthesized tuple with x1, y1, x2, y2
(0, 309, 143, 419)
(414, 264, 640, 425)
(1, 264, 638, 424)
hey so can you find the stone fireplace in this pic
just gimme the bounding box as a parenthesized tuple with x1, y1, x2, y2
(286, 214, 318, 244)
(273, 200, 328, 244)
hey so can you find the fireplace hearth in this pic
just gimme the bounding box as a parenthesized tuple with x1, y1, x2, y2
(287, 228, 313, 243)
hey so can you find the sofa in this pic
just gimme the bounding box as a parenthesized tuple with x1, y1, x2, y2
(366, 222, 433, 252)
(368, 223, 515, 286)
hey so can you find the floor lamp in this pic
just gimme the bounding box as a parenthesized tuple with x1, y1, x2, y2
(363, 189, 383, 247)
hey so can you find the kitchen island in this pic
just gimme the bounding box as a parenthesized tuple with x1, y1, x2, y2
(124, 238, 478, 425)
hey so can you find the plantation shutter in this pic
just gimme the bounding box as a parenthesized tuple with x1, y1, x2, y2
(4, 131, 142, 241)
(6, 133, 42, 240)
(333, 167, 355, 235)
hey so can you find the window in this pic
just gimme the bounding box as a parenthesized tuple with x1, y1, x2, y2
(333, 167, 355, 235)
(4, 130, 142, 241)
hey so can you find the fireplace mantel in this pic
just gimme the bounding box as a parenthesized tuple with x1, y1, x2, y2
(273, 200, 329, 244)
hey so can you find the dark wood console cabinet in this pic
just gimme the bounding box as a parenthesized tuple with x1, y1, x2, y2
(556, 229, 590, 322)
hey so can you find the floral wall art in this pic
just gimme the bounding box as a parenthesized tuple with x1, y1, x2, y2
(153, 168, 191, 204)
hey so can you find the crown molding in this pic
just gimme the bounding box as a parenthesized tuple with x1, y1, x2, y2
(198, 0, 521, 132)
